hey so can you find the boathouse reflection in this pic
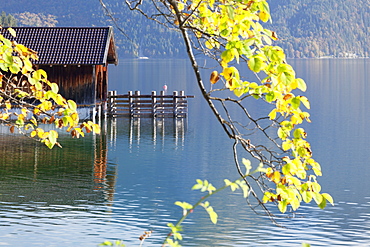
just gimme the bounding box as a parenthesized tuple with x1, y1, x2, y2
(0, 117, 187, 208)
(0, 127, 115, 207)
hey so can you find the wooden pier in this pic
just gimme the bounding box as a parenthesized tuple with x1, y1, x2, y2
(107, 91, 194, 118)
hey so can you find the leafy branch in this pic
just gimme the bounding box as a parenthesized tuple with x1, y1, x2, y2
(0, 27, 101, 148)
(163, 159, 265, 247)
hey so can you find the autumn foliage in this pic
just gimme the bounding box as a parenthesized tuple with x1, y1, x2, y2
(0, 27, 100, 148)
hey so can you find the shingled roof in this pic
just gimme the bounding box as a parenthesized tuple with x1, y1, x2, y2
(3, 27, 118, 66)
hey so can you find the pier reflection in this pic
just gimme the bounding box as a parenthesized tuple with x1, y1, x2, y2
(108, 117, 187, 152)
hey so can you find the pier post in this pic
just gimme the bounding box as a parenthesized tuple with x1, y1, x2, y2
(173, 91, 178, 117)
(128, 91, 133, 116)
(135, 90, 141, 116)
(152, 91, 157, 117)
(159, 90, 165, 116)
(180, 91, 185, 117)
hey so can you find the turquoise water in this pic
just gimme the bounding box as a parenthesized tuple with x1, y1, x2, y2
(0, 59, 369, 246)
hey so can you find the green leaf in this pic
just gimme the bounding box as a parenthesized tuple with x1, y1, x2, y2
(302, 243, 311, 247)
(3, 53, 13, 64)
(291, 97, 301, 109)
(318, 197, 327, 209)
(3, 38, 12, 48)
(226, 5, 234, 19)
(302, 191, 313, 203)
(278, 127, 288, 140)
(221, 49, 233, 63)
(278, 200, 287, 213)
(248, 56, 265, 72)
(265, 91, 275, 102)
(322, 193, 334, 206)
(293, 128, 306, 139)
(9, 64, 20, 74)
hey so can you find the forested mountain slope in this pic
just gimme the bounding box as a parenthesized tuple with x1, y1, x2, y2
(267, 0, 369, 58)
(2, 0, 369, 58)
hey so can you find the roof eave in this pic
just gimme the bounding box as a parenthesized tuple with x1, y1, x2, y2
(104, 26, 119, 66)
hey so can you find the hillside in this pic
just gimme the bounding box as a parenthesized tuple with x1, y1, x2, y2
(1, 0, 369, 58)
(267, 0, 370, 58)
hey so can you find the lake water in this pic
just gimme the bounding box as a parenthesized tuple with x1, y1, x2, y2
(0, 59, 369, 246)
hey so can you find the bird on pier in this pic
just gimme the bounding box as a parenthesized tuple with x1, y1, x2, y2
(163, 84, 168, 94)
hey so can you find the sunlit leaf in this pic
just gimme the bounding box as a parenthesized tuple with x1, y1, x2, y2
(248, 55, 265, 72)
(302, 191, 313, 203)
(242, 158, 252, 174)
(268, 109, 277, 120)
(299, 96, 310, 109)
(291, 97, 301, 109)
(265, 91, 275, 102)
(278, 200, 287, 213)
(322, 193, 334, 206)
(210, 71, 220, 84)
(67, 100, 77, 112)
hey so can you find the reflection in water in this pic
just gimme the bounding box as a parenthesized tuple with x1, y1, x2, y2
(0, 126, 118, 246)
(0, 126, 115, 204)
(0, 116, 190, 246)
(109, 117, 187, 152)
(1, 59, 370, 246)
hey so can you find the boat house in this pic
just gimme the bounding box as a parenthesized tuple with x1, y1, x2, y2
(3, 27, 118, 105)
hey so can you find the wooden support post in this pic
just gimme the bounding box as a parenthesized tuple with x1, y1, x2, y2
(159, 90, 165, 116)
(152, 91, 157, 117)
(180, 91, 185, 117)
(135, 90, 140, 116)
(128, 91, 133, 116)
(173, 91, 178, 117)
(107, 91, 112, 115)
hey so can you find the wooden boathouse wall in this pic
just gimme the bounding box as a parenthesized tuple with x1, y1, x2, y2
(39, 64, 108, 105)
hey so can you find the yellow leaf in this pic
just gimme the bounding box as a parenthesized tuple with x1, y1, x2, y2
(268, 109, 277, 120)
(322, 193, 334, 206)
(272, 171, 281, 184)
(296, 78, 307, 92)
(282, 141, 291, 151)
(233, 88, 244, 97)
(8, 27, 16, 37)
(5, 101, 11, 110)
(30, 130, 37, 137)
(92, 124, 101, 134)
(259, 11, 270, 22)
(299, 96, 310, 109)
